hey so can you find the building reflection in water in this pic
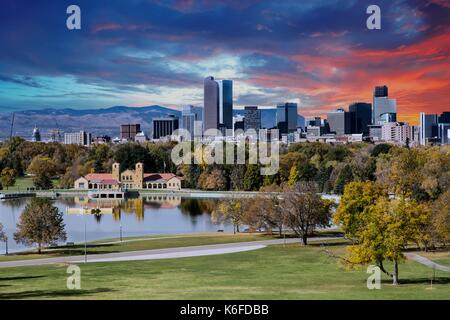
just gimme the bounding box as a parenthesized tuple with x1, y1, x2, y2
(66, 195, 188, 222)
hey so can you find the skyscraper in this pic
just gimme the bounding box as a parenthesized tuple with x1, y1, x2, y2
(419, 112, 438, 145)
(374, 85, 388, 98)
(64, 130, 92, 146)
(439, 112, 450, 124)
(244, 106, 261, 132)
(120, 124, 141, 141)
(203, 76, 233, 134)
(181, 105, 197, 140)
(152, 116, 179, 140)
(372, 85, 396, 125)
(349, 102, 372, 135)
(327, 108, 352, 136)
(276, 103, 297, 135)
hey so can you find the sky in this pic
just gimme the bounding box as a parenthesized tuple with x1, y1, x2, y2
(0, 0, 449, 124)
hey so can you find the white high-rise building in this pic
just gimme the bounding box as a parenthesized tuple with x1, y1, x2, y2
(64, 131, 92, 146)
(381, 122, 412, 144)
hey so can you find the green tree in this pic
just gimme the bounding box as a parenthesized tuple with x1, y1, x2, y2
(243, 164, 262, 191)
(334, 181, 387, 238)
(371, 143, 392, 157)
(14, 198, 67, 253)
(27, 156, 57, 189)
(333, 164, 353, 194)
(230, 165, 246, 190)
(0, 168, 17, 190)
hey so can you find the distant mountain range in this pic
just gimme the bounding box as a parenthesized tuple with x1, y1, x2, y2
(0, 105, 305, 140)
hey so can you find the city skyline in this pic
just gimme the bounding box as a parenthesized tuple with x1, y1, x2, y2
(0, 0, 449, 126)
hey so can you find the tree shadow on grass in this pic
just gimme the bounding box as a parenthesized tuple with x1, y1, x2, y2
(0, 275, 45, 282)
(309, 240, 349, 247)
(0, 288, 115, 300)
(380, 277, 450, 285)
(7, 244, 119, 258)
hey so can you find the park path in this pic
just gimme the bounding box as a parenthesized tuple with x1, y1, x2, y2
(0, 237, 336, 268)
(404, 253, 450, 272)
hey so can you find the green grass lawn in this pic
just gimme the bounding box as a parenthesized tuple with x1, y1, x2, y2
(0, 243, 448, 300)
(3, 177, 60, 193)
(0, 233, 277, 262)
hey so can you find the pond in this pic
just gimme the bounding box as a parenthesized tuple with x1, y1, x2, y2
(0, 195, 232, 253)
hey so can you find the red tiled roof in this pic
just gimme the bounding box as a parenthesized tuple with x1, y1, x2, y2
(85, 173, 114, 180)
(84, 173, 119, 184)
(143, 173, 178, 182)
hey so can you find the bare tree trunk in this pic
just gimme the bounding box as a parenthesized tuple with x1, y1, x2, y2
(38, 243, 42, 254)
(236, 225, 240, 233)
(302, 233, 308, 246)
(233, 225, 236, 234)
(279, 226, 282, 237)
(392, 259, 399, 285)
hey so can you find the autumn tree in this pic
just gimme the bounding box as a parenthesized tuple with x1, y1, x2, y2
(212, 199, 246, 233)
(288, 165, 300, 186)
(14, 198, 67, 253)
(198, 168, 227, 190)
(246, 195, 286, 235)
(284, 183, 334, 245)
(335, 181, 430, 285)
(428, 189, 450, 246)
(0, 168, 17, 190)
(27, 156, 57, 189)
(334, 181, 387, 238)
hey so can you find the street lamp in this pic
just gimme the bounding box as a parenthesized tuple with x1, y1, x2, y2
(84, 212, 87, 263)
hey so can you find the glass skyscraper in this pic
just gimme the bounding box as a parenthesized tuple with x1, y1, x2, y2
(372, 85, 396, 125)
(203, 76, 233, 134)
(276, 103, 297, 135)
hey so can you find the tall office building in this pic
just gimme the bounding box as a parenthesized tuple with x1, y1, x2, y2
(438, 123, 450, 145)
(373, 85, 396, 125)
(419, 112, 438, 145)
(374, 85, 388, 98)
(439, 112, 450, 124)
(181, 105, 198, 140)
(203, 76, 233, 134)
(276, 103, 297, 135)
(327, 108, 352, 136)
(244, 106, 261, 132)
(152, 116, 179, 140)
(349, 102, 372, 135)
(64, 130, 92, 146)
(120, 124, 141, 141)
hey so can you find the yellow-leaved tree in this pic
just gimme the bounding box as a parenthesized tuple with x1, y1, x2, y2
(334, 181, 430, 285)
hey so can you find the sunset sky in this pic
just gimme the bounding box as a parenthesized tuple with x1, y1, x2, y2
(0, 0, 449, 124)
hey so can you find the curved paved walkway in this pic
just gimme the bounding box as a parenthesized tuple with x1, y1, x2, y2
(0, 237, 336, 268)
(405, 253, 450, 272)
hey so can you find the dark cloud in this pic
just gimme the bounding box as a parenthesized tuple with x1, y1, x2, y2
(0, 0, 448, 119)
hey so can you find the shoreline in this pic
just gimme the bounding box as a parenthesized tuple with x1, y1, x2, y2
(1, 189, 341, 201)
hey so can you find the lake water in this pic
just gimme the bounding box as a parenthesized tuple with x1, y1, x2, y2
(0, 195, 231, 253)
